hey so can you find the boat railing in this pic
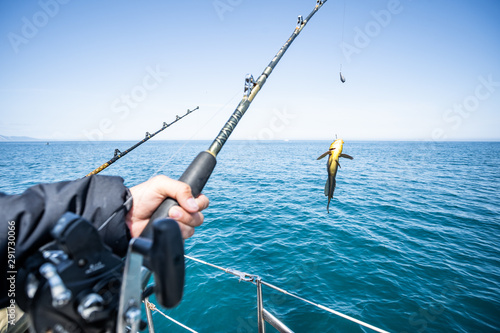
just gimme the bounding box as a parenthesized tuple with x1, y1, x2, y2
(143, 255, 389, 333)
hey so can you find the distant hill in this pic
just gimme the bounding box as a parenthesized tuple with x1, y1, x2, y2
(0, 135, 40, 142)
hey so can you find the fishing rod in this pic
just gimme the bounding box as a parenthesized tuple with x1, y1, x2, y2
(15, 3, 330, 332)
(141, 0, 328, 238)
(85, 106, 199, 177)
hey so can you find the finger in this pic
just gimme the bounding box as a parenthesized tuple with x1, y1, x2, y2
(150, 175, 201, 214)
(177, 222, 195, 239)
(169, 206, 204, 228)
(195, 194, 210, 211)
(127, 219, 148, 239)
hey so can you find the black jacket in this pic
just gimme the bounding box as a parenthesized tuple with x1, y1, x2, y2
(0, 175, 132, 308)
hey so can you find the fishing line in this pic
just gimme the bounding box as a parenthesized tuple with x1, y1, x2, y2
(97, 89, 242, 225)
(339, 0, 347, 83)
(97, 195, 133, 232)
(140, 0, 330, 237)
(150, 88, 243, 178)
(139, 2, 330, 303)
(341, 0, 346, 46)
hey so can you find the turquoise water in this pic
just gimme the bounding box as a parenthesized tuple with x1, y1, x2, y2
(1, 141, 499, 332)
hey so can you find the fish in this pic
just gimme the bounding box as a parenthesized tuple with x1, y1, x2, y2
(317, 139, 353, 213)
(340, 72, 346, 83)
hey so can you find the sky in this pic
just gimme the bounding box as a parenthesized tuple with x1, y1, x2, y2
(0, 0, 499, 142)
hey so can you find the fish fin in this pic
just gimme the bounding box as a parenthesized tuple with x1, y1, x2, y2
(340, 154, 353, 160)
(338, 161, 341, 169)
(317, 151, 331, 160)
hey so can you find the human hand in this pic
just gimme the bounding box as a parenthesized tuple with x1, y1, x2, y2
(125, 175, 209, 239)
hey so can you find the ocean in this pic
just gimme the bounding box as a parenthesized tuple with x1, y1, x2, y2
(0, 140, 499, 332)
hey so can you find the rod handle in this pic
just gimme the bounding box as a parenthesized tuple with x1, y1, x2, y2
(140, 151, 217, 239)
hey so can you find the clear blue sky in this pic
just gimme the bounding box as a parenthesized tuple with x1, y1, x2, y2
(1, 0, 499, 141)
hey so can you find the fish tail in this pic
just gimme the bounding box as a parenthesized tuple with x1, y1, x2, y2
(324, 176, 336, 213)
(324, 178, 336, 195)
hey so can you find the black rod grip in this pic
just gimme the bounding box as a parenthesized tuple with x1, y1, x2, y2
(140, 151, 217, 239)
(150, 218, 185, 308)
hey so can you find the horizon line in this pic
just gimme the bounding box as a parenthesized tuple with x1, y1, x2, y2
(1, 138, 500, 143)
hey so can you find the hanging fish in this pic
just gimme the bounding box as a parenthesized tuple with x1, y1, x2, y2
(340, 71, 346, 83)
(317, 139, 353, 213)
(339, 64, 346, 83)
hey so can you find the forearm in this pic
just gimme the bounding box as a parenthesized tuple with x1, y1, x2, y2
(0, 175, 132, 307)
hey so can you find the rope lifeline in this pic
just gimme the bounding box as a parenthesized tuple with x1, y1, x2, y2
(145, 300, 199, 333)
(185, 255, 389, 333)
(261, 280, 389, 333)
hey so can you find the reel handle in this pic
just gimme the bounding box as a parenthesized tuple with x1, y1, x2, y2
(140, 151, 216, 239)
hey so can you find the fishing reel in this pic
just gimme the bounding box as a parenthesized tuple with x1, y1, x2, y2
(17, 212, 185, 333)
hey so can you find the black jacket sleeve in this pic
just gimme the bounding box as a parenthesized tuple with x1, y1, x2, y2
(0, 175, 132, 307)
